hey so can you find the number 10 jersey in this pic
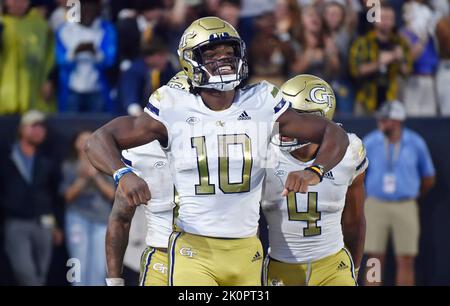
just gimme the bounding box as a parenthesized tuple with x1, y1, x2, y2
(144, 81, 290, 238)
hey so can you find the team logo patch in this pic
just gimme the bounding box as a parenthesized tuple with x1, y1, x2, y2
(186, 117, 200, 125)
(179, 247, 198, 258)
(152, 263, 168, 274)
(216, 120, 225, 127)
(274, 169, 287, 177)
(154, 161, 167, 169)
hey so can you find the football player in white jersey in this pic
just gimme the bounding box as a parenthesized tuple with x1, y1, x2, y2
(104, 72, 189, 286)
(262, 74, 368, 286)
(86, 17, 349, 286)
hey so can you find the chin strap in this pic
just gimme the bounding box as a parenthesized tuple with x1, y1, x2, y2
(198, 74, 241, 91)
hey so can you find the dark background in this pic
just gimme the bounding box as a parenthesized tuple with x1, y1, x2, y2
(0, 116, 449, 285)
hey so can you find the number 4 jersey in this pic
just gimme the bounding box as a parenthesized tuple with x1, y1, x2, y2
(144, 81, 290, 238)
(261, 133, 368, 263)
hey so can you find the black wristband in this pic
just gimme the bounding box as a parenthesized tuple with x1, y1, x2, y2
(304, 165, 325, 182)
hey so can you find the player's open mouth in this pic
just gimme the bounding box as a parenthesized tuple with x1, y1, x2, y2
(214, 64, 235, 75)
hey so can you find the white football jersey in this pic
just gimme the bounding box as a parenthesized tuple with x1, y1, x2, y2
(144, 81, 290, 238)
(122, 141, 176, 249)
(262, 133, 368, 263)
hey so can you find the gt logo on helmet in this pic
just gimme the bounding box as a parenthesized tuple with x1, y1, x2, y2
(310, 86, 334, 106)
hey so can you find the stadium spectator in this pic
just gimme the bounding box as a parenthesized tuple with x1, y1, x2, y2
(435, 7, 450, 116)
(60, 130, 115, 286)
(290, 5, 340, 82)
(349, 4, 412, 115)
(118, 36, 177, 116)
(55, 0, 117, 113)
(116, 1, 165, 72)
(400, 1, 439, 117)
(216, 0, 241, 29)
(238, 0, 275, 48)
(0, 110, 62, 285)
(248, 10, 294, 87)
(0, 0, 55, 115)
(355, 0, 374, 36)
(274, 0, 302, 53)
(363, 101, 436, 286)
(322, 0, 357, 114)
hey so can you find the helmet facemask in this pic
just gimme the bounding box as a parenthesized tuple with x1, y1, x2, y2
(272, 110, 325, 152)
(271, 135, 312, 153)
(181, 39, 248, 91)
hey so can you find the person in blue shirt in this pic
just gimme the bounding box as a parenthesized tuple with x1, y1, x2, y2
(400, 1, 439, 116)
(55, 0, 117, 113)
(363, 100, 436, 286)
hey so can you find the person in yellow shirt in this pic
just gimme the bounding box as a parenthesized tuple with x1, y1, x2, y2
(0, 0, 55, 115)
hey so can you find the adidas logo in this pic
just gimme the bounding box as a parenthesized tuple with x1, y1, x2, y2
(337, 261, 348, 270)
(238, 111, 252, 121)
(324, 171, 335, 180)
(252, 251, 262, 262)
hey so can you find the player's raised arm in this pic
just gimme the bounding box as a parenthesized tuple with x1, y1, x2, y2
(85, 113, 167, 206)
(277, 110, 349, 195)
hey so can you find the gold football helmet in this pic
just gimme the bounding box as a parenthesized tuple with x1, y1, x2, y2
(177, 16, 248, 91)
(166, 71, 191, 92)
(274, 74, 336, 151)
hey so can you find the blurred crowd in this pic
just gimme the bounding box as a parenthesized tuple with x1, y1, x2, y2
(1, 0, 450, 117)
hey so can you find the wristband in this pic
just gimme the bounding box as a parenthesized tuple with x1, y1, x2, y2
(105, 278, 125, 286)
(305, 164, 325, 182)
(113, 167, 134, 185)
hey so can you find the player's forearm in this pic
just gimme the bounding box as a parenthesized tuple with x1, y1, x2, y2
(314, 122, 349, 172)
(106, 191, 137, 278)
(106, 218, 131, 278)
(86, 115, 165, 175)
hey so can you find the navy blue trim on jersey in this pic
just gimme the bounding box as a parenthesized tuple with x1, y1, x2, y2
(146, 102, 160, 116)
(356, 157, 367, 172)
(121, 155, 132, 167)
(274, 99, 291, 114)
